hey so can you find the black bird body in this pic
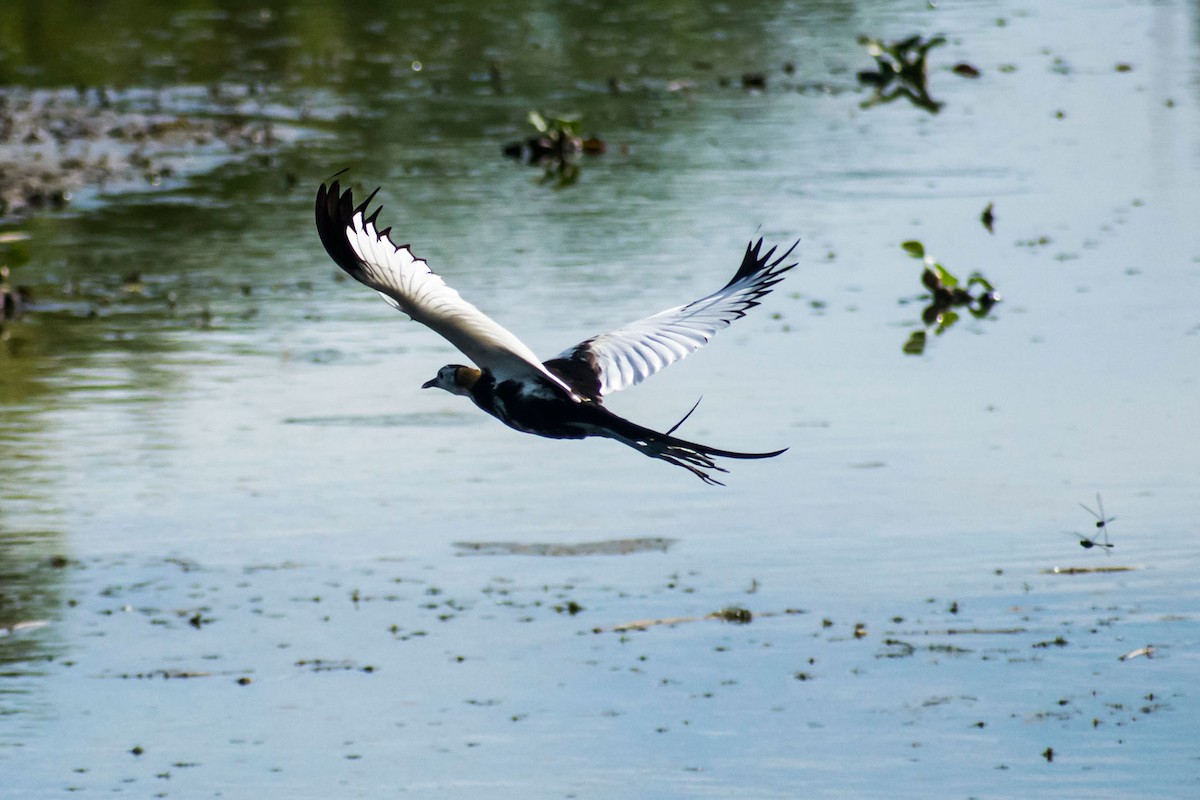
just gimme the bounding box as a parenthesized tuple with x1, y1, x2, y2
(450, 366, 784, 483)
(315, 179, 794, 484)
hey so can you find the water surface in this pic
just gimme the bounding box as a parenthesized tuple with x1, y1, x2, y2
(2, 1, 1198, 798)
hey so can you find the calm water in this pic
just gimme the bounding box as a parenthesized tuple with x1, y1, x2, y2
(2, 1, 1199, 798)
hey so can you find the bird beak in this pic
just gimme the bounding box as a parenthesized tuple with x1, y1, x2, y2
(421, 378, 437, 389)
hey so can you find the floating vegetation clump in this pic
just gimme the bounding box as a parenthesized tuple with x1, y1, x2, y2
(502, 111, 606, 187)
(716, 606, 754, 624)
(0, 87, 293, 219)
(857, 34, 946, 113)
(900, 240, 1000, 355)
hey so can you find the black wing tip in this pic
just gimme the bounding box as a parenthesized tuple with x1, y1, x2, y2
(315, 173, 392, 278)
(315, 172, 385, 225)
(726, 236, 800, 290)
(357, 187, 382, 218)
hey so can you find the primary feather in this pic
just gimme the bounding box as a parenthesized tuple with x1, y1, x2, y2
(544, 239, 798, 399)
(315, 181, 576, 394)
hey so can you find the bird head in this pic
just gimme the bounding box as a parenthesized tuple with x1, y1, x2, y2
(422, 364, 480, 396)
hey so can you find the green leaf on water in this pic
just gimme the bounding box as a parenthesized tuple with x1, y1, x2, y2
(967, 272, 995, 292)
(901, 240, 925, 259)
(903, 330, 927, 355)
(527, 110, 548, 134)
(931, 263, 959, 288)
(935, 309, 960, 333)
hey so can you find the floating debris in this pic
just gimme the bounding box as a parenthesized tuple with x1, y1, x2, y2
(294, 658, 377, 674)
(454, 537, 675, 557)
(741, 72, 767, 91)
(1033, 636, 1069, 649)
(903, 627, 1026, 636)
(1044, 565, 1136, 575)
(594, 607, 805, 634)
(857, 34, 946, 113)
(981, 201, 995, 233)
(0, 87, 292, 219)
(877, 638, 915, 658)
(716, 606, 753, 624)
(111, 669, 214, 680)
(1119, 645, 1155, 661)
(0, 619, 50, 637)
(554, 600, 585, 616)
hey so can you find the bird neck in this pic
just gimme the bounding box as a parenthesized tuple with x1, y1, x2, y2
(454, 366, 483, 393)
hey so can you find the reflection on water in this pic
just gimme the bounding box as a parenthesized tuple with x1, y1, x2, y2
(856, 33, 946, 113)
(2, 0, 1200, 797)
(897, 239, 1001, 355)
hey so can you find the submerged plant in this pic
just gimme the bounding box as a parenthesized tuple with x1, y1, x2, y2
(857, 34, 946, 113)
(900, 240, 1000, 355)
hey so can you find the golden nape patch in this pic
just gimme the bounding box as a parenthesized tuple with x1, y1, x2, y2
(455, 366, 482, 390)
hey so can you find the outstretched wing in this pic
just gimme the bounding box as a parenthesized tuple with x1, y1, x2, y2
(544, 239, 798, 399)
(316, 180, 576, 393)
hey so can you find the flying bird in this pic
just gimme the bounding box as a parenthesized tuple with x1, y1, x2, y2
(315, 179, 796, 484)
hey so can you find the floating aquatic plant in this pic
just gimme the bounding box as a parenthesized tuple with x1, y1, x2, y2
(857, 34, 946, 114)
(501, 110, 606, 187)
(900, 240, 1000, 355)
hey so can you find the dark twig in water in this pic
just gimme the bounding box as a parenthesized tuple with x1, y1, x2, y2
(1045, 565, 1136, 575)
(594, 607, 806, 634)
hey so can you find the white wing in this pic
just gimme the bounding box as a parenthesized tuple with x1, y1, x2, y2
(544, 239, 797, 399)
(316, 181, 575, 393)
